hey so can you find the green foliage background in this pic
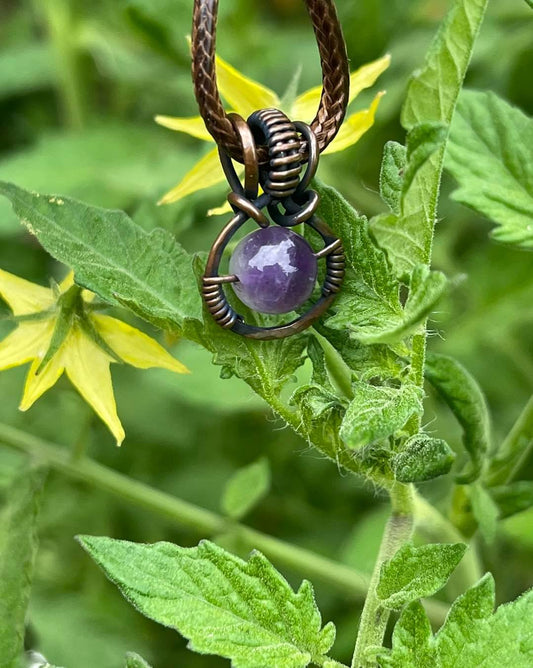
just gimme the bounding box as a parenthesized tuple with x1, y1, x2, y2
(0, 0, 532, 666)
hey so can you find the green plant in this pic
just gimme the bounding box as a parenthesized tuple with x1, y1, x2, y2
(1, 0, 533, 666)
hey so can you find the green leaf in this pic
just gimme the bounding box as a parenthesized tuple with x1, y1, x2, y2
(290, 384, 346, 461)
(425, 352, 490, 482)
(221, 458, 271, 520)
(401, 0, 489, 129)
(0, 181, 202, 330)
(78, 537, 336, 668)
(313, 181, 403, 344)
(374, 601, 434, 667)
(315, 183, 445, 345)
(403, 122, 448, 198)
(380, 573, 533, 666)
(469, 483, 499, 543)
(340, 383, 424, 450)
(376, 575, 494, 666)
(0, 464, 47, 667)
(446, 91, 533, 249)
(125, 652, 153, 668)
(379, 141, 407, 215)
(393, 434, 455, 483)
(487, 396, 533, 486)
(377, 543, 467, 609)
(491, 481, 533, 519)
(374, 0, 489, 278)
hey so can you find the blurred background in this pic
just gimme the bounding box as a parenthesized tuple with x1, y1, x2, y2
(0, 0, 532, 666)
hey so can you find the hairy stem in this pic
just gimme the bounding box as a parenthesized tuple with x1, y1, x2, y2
(351, 483, 415, 668)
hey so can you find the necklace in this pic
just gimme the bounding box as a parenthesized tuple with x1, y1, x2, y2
(192, 0, 349, 340)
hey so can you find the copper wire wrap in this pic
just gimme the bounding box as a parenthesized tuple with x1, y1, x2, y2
(248, 109, 302, 199)
(191, 0, 350, 163)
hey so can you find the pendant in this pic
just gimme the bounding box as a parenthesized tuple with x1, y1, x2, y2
(202, 109, 345, 340)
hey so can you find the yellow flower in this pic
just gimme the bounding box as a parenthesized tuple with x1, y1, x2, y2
(156, 50, 390, 208)
(0, 269, 189, 446)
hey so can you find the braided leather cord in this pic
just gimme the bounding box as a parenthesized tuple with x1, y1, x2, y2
(191, 0, 350, 163)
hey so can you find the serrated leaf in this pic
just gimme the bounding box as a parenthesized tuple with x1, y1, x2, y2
(377, 543, 467, 609)
(378, 573, 533, 666)
(491, 481, 533, 519)
(375, 601, 434, 667)
(0, 181, 202, 330)
(380, 142, 407, 215)
(446, 91, 533, 249)
(340, 383, 424, 450)
(401, 0, 489, 129)
(425, 352, 490, 482)
(393, 434, 455, 482)
(315, 183, 445, 345)
(374, 0, 489, 279)
(222, 458, 271, 520)
(313, 182, 403, 342)
(124, 652, 153, 668)
(78, 537, 336, 668)
(0, 465, 47, 667)
(403, 122, 448, 198)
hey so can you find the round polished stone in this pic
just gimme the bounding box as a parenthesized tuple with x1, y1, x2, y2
(229, 226, 318, 314)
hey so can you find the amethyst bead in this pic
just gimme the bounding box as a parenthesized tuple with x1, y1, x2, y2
(229, 226, 318, 314)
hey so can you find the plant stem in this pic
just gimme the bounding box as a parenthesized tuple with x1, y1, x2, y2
(351, 483, 415, 668)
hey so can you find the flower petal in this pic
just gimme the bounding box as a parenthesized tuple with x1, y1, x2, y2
(207, 199, 233, 217)
(291, 54, 390, 122)
(0, 319, 54, 371)
(158, 147, 225, 204)
(216, 54, 280, 117)
(0, 268, 54, 315)
(155, 115, 214, 143)
(323, 92, 385, 155)
(92, 314, 189, 374)
(63, 327, 125, 446)
(19, 351, 66, 411)
(348, 54, 391, 104)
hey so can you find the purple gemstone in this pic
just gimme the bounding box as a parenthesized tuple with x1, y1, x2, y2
(229, 226, 318, 314)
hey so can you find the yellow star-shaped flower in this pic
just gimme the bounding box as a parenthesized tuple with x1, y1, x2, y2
(0, 269, 189, 446)
(156, 49, 390, 209)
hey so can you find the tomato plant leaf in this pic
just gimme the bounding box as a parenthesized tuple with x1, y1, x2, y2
(377, 543, 467, 610)
(446, 91, 533, 249)
(393, 434, 455, 483)
(0, 181, 203, 330)
(490, 481, 533, 519)
(221, 458, 271, 520)
(125, 652, 153, 668)
(425, 352, 490, 482)
(340, 383, 424, 450)
(78, 537, 336, 668)
(377, 574, 533, 666)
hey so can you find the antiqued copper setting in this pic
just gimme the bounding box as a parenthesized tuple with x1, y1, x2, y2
(202, 110, 345, 340)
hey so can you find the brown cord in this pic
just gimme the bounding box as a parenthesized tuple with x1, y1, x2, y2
(191, 0, 350, 163)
